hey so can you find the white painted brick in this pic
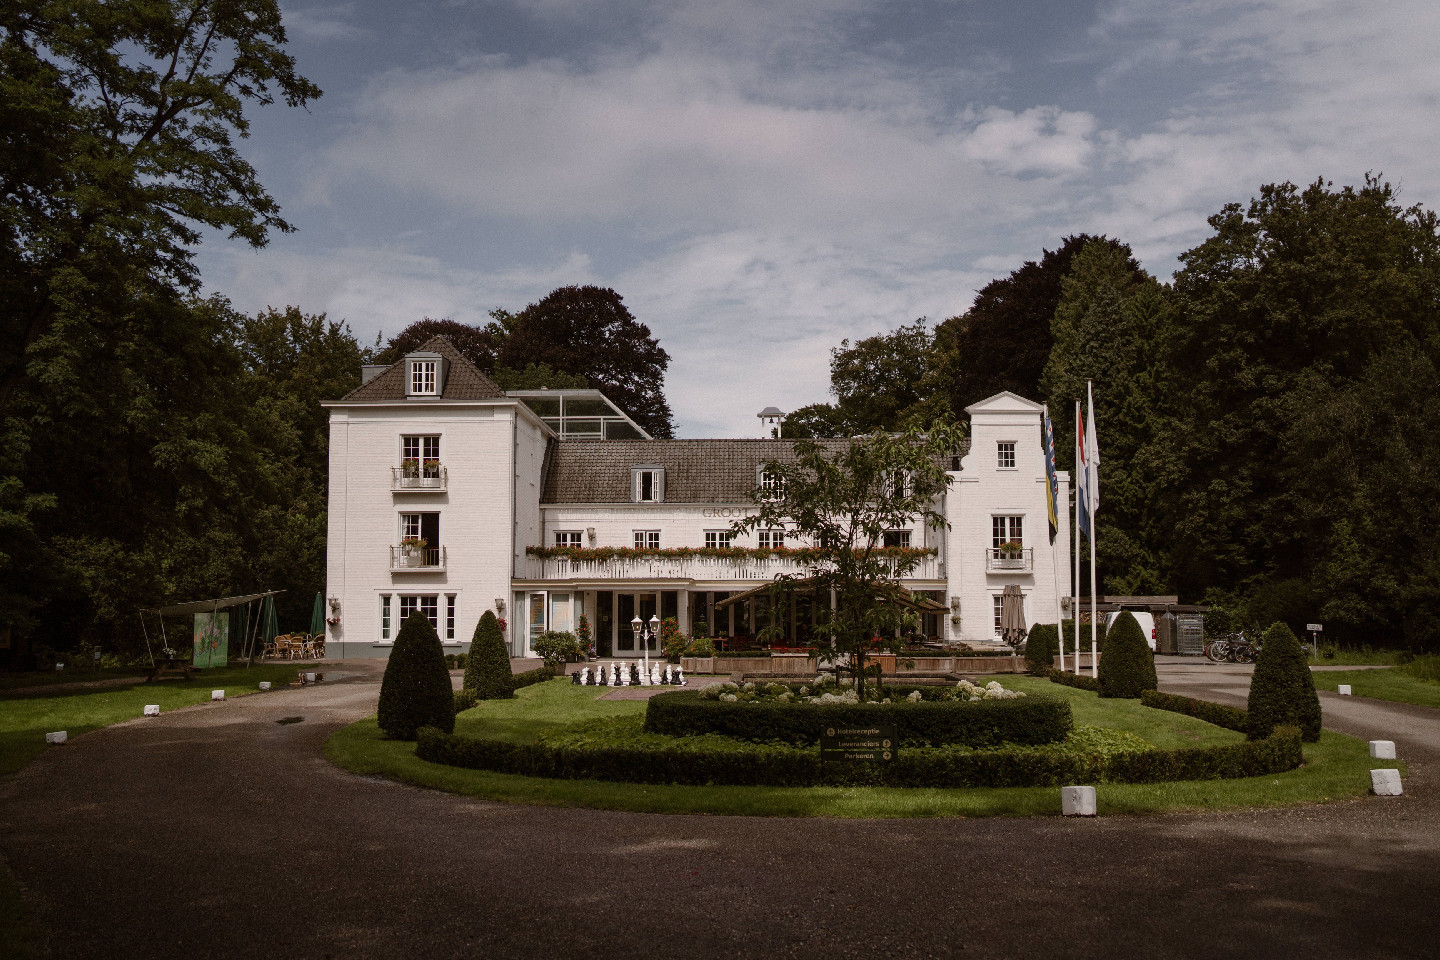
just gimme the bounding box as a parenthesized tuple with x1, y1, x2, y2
(1369, 740, 1397, 760)
(1371, 769, 1403, 796)
(1062, 785, 1097, 816)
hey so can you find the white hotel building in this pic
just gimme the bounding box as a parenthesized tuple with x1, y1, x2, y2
(323, 337, 1072, 659)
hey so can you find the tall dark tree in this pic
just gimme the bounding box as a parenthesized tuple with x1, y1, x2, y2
(1157, 177, 1440, 647)
(375, 316, 504, 370)
(499, 286, 674, 437)
(827, 320, 948, 433)
(935, 235, 1144, 415)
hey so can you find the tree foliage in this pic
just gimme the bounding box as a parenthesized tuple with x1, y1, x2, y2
(1096, 611, 1157, 699)
(735, 423, 965, 700)
(378, 611, 456, 740)
(1246, 621, 1321, 742)
(464, 610, 513, 699)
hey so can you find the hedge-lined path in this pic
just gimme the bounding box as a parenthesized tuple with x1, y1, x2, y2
(3, 664, 1440, 959)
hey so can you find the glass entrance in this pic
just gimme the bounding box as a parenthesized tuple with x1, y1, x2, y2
(611, 592, 658, 656)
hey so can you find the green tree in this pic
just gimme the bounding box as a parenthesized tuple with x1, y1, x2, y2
(1246, 621, 1321, 742)
(464, 610, 513, 699)
(378, 611, 456, 740)
(1158, 177, 1440, 644)
(781, 402, 848, 439)
(499, 286, 674, 438)
(1096, 611, 1157, 698)
(1024, 623, 1060, 675)
(735, 423, 966, 701)
(934, 235, 1144, 415)
(1040, 241, 1172, 595)
(489, 362, 589, 391)
(827, 320, 947, 433)
(376, 316, 504, 369)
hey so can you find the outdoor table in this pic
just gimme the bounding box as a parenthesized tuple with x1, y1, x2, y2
(146, 658, 199, 683)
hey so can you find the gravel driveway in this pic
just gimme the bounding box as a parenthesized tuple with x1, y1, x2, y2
(2, 660, 1438, 959)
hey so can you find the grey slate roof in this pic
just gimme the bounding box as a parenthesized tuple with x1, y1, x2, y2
(541, 438, 969, 504)
(338, 336, 505, 402)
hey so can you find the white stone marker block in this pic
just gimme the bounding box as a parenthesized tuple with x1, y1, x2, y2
(305, 672, 317, 683)
(211, 689, 225, 701)
(55, 663, 64, 672)
(1370, 769, 1403, 796)
(1370, 740, 1397, 760)
(1061, 785, 1097, 817)
(143, 704, 160, 717)
(45, 731, 67, 744)
(258, 681, 271, 691)
(1338, 684, 1352, 696)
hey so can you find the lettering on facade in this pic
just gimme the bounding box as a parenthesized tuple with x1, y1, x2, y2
(701, 507, 758, 519)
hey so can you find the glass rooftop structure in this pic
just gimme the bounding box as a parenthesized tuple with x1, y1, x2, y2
(507, 389, 651, 440)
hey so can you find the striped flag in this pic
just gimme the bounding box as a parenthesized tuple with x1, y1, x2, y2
(1085, 382, 1100, 517)
(1042, 408, 1059, 544)
(1076, 403, 1092, 541)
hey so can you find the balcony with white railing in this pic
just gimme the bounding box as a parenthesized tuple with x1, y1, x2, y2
(391, 463, 447, 492)
(985, 547, 1033, 574)
(520, 552, 942, 583)
(391, 545, 447, 571)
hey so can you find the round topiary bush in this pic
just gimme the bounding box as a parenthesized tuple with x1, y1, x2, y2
(1097, 611, 1157, 698)
(1024, 623, 1060, 675)
(1247, 621, 1321, 742)
(378, 611, 456, 740)
(464, 610, 513, 700)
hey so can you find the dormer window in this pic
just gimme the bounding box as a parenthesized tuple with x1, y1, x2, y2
(405, 353, 446, 397)
(757, 468, 785, 501)
(633, 466, 665, 503)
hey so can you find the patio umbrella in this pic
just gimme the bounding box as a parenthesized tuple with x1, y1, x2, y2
(310, 592, 325, 637)
(261, 595, 280, 650)
(1000, 585, 1027, 651)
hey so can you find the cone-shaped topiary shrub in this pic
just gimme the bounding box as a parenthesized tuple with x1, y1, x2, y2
(464, 609, 513, 700)
(378, 611, 455, 739)
(1247, 621, 1321, 742)
(1024, 623, 1060, 675)
(1097, 611, 1157, 698)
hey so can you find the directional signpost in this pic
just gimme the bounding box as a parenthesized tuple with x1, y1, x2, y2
(820, 725, 897, 763)
(1307, 623, 1323, 660)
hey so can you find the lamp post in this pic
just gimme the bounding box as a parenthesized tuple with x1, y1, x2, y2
(647, 613, 660, 679)
(631, 613, 659, 680)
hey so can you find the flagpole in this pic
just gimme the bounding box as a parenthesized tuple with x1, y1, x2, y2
(1045, 406, 1065, 674)
(1074, 399, 1082, 674)
(1088, 380, 1099, 679)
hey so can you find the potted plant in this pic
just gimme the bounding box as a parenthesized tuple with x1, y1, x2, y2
(660, 617, 687, 663)
(533, 630, 579, 671)
(401, 457, 420, 479)
(997, 540, 1023, 558)
(576, 615, 593, 660)
(422, 458, 441, 480)
(400, 536, 428, 565)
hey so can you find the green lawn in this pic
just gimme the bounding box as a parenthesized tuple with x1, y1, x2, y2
(1311, 668, 1440, 709)
(325, 677, 1385, 818)
(0, 663, 304, 775)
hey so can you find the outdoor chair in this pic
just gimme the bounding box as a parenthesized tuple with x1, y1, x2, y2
(310, 635, 326, 660)
(273, 636, 294, 660)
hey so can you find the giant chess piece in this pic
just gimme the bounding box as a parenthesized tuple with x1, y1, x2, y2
(663, 665, 672, 685)
(619, 663, 630, 686)
(609, 663, 619, 686)
(631, 663, 641, 685)
(571, 669, 582, 684)
(598, 664, 609, 686)
(581, 666, 591, 685)
(650, 665, 661, 686)
(675, 667, 685, 686)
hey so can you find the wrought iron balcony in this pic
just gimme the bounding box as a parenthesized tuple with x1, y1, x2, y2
(391, 545, 447, 571)
(985, 547, 1033, 573)
(391, 464, 447, 491)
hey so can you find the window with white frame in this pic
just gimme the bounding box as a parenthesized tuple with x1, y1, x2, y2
(399, 594, 440, 631)
(993, 515, 1023, 547)
(993, 595, 1004, 634)
(883, 529, 912, 548)
(401, 435, 441, 474)
(633, 466, 665, 503)
(634, 530, 660, 550)
(401, 513, 422, 541)
(758, 529, 786, 549)
(445, 595, 456, 641)
(758, 469, 786, 501)
(409, 360, 437, 396)
(554, 531, 583, 548)
(380, 594, 392, 640)
(997, 441, 1016, 469)
(704, 530, 732, 549)
(888, 469, 909, 499)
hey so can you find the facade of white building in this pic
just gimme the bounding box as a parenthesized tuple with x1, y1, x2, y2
(323, 337, 1071, 659)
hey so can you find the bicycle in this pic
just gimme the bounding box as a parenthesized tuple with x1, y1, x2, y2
(1204, 637, 1231, 662)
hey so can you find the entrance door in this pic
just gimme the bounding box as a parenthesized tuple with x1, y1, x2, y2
(612, 592, 658, 656)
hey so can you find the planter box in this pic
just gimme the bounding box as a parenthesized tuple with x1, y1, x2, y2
(871, 654, 897, 675)
(681, 656, 714, 674)
(770, 653, 819, 676)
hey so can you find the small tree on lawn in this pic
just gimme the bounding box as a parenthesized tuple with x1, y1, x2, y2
(377, 612, 455, 739)
(1097, 610, 1157, 698)
(464, 610, 513, 699)
(1247, 621, 1322, 741)
(735, 423, 965, 702)
(1025, 623, 1060, 675)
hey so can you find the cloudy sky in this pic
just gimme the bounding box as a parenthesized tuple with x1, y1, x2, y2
(198, 0, 1440, 436)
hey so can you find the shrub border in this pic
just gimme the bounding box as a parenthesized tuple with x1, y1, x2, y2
(1045, 668, 1100, 692)
(1140, 689, 1250, 733)
(643, 688, 1073, 748)
(415, 724, 1303, 789)
(454, 665, 555, 711)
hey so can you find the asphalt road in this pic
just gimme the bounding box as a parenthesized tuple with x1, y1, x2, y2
(2, 660, 1438, 960)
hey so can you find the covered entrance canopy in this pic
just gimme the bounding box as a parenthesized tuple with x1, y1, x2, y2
(714, 578, 947, 613)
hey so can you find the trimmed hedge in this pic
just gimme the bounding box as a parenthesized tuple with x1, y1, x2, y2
(1140, 690, 1250, 733)
(377, 612, 456, 740)
(642, 689, 1072, 748)
(1024, 623, 1060, 675)
(1098, 611, 1157, 699)
(415, 725, 1303, 789)
(464, 610, 512, 699)
(454, 665, 557, 712)
(1046, 668, 1100, 692)
(1248, 621, 1322, 742)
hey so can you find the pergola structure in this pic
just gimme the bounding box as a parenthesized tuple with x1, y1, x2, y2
(138, 591, 285, 668)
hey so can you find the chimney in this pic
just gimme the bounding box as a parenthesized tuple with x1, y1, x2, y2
(361, 364, 387, 385)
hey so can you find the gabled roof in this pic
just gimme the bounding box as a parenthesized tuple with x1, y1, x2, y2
(963, 391, 1047, 415)
(338, 336, 505, 402)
